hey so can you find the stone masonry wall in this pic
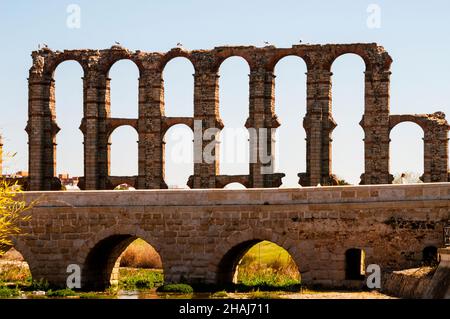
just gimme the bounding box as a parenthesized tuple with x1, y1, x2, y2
(26, 43, 449, 191)
(12, 183, 450, 289)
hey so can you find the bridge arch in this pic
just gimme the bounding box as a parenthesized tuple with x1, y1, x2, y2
(214, 230, 304, 285)
(78, 226, 164, 290)
(8, 238, 37, 281)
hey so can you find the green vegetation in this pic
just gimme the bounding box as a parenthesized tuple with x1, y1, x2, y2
(0, 180, 33, 256)
(119, 268, 163, 290)
(235, 241, 301, 291)
(157, 284, 194, 294)
(47, 289, 76, 297)
(248, 290, 281, 299)
(28, 278, 50, 292)
(0, 285, 20, 298)
(211, 290, 228, 298)
(0, 262, 31, 285)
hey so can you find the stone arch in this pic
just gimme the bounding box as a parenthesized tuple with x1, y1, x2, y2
(161, 117, 194, 137)
(109, 125, 139, 177)
(53, 60, 85, 178)
(106, 120, 139, 140)
(323, 44, 392, 73)
(161, 56, 195, 117)
(107, 59, 140, 119)
(9, 237, 37, 280)
(163, 123, 194, 188)
(272, 55, 308, 187)
(213, 229, 304, 285)
(218, 56, 251, 176)
(267, 51, 311, 73)
(329, 53, 366, 185)
(43, 53, 88, 78)
(389, 116, 428, 133)
(78, 225, 164, 291)
(212, 49, 255, 73)
(389, 120, 425, 181)
(159, 49, 196, 73)
(101, 51, 146, 78)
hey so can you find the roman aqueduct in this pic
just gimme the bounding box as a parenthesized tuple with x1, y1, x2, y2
(25, 43, 450, 191)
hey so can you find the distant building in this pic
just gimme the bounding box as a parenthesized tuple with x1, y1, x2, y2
(58, 173, 79, 188)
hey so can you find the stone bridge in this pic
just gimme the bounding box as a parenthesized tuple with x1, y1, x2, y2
(12, 183, 450, 290)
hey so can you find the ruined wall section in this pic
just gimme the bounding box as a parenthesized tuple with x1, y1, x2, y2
(26, 44, 449, 190)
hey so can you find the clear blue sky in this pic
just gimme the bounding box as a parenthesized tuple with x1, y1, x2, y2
(0, 0, 449, 187)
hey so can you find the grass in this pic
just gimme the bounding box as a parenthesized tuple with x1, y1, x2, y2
(247, 290, 281, 299)
(47, 289, 76, 297)
(0, 262, 31, 284)
(211, 290, 228, 298)
(0, 285, 20, 298)
(157, 284, 194, 294)
(235, 241, 301, 291)
(0, 241, 302, 298)
(119, 268, 164, 290)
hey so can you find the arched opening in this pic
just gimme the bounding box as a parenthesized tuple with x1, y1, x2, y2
(224, 182, 246, 189)
(163, 57, 194, 117)
(345, 248, 366, 280)
(54, 61, 84, 188)
(331, 54, 365, 185)
(219, 57, 250, 175)
(82, 235, 163, 291)
(163, 124, 193, 188)
(0, 247, 32, 288)
(273, 56, 307, 187)
(109, 126, 138, 177)
(422, 246, 438, 266)
(217, 240, 300, 290)
(108, 60, 139, 118)
(390, 122, 424, 183)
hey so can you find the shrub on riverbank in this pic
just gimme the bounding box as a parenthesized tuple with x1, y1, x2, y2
(0, 285, 20, 298)
(236, 241, 301, 290)
(157, 284, 193, 294)
(119, 268, 163, 290)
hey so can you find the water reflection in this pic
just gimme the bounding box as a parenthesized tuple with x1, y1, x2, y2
(117, 290, 212, 299)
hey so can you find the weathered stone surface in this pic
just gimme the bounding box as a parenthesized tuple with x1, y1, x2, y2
(11, 183, 450, 290)
(24, 43, 450, 190)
